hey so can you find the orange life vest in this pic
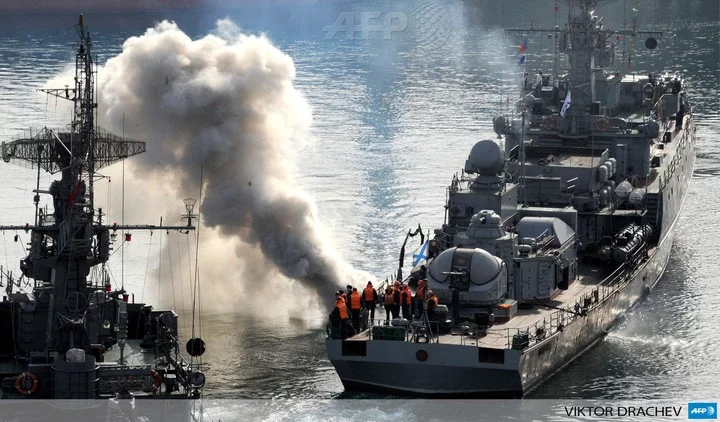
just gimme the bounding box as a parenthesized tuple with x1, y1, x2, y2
(417, 285, 426, 301)
(401, 290, 411, 305)
(384, 291, 394, 305)
(335, 299, 348, 319)
(363, 286, 375, 301)
(350, 292, 362, 310)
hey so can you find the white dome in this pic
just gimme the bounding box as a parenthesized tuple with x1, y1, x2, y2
(426, 247, 507, 306)
(428, 247, 502, 285)
(464, 140, 505, 176)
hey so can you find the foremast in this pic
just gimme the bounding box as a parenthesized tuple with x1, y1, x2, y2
(0, 15, 194, 358)
(508, 0, 661, 116)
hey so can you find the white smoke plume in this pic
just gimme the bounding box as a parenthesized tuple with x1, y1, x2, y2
(92, 19, 370, 314)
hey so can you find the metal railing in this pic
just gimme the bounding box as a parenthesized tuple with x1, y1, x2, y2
(504, 244, 648, 351)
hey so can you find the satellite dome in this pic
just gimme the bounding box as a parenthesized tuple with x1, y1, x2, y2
(464, 140, 505, 176)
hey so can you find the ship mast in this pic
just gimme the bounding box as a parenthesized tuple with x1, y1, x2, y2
(506, 0, 661, 117)
(0, 14, 195, 356)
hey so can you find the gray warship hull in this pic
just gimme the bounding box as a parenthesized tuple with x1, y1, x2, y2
(326, 120, 695, 398)
(326, 0, 697, 398)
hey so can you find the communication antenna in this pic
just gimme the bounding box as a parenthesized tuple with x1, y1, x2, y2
(182, 198, 199, 230)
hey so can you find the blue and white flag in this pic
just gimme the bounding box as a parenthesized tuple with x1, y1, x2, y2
(560, 89, 571, 117)
(411, 241, 429, 267)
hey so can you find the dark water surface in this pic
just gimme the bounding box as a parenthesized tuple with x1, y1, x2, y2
(0, 0, 718, 409)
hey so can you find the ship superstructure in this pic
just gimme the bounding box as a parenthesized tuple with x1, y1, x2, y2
(326, 0, 695, 397)
(0, 15, 208, 407)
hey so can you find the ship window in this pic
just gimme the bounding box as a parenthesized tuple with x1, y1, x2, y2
(342, 340, 367, 357)
(478, 347, 505, 364)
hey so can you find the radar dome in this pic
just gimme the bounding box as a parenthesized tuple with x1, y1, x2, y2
(464, 140, 505, 176)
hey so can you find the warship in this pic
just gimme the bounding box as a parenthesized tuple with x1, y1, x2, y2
(326, 0, 696, 397)
(0, 14, 209, 419)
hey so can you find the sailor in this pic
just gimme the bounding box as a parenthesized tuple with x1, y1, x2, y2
(345, 285, 353, 312)
(426, 290, 439, 321)
(535, 70, 543, 95)
(400, 285, 412, 320)
(338, 290, 346, 304)
(349, 288, 362, 331)
(450, 285, 460, 326)
(383, 286, 394, 322)
(415, 279, 427, 317)
(676, 94, 686, 130)
(363, 282, 377, 320)
(523, 71, 530, 90)
(331, 292, 349, 339)
(391, 281, 401, 319)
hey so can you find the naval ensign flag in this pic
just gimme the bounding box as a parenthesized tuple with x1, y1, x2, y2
(560, 89, 571, 117)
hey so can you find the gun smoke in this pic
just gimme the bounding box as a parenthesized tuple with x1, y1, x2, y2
(92, 19, 368, 315)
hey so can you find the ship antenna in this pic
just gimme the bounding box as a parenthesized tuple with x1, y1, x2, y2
(553, 1, 559, 79)
(521, 110, 526, 208)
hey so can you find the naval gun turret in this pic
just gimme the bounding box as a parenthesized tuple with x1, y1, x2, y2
(426, 246, 507, 307)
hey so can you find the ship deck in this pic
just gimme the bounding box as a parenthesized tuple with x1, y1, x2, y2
(0, 340, 173, 376)
(347, 246, 657, 349)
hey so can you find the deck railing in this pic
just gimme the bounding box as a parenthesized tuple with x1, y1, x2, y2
(329, 245, 650, 352)
(504, 244, 648, 351)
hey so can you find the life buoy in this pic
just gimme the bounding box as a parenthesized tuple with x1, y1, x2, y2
(143, 370, 162, 393)
(541, 116, 556, 130)
(15, 372, 38, 395)
(596, 118, 610, 131)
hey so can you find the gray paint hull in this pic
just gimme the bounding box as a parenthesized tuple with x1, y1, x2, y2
(327, 129, 695, 397)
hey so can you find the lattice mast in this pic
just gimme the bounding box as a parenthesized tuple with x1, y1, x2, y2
(0, 15, 192, 355)
(506, 0, 661, 115)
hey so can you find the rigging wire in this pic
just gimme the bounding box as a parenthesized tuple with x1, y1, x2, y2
(176, 231, 188, 334)
(158, 216, 163, 308)
(121, 113, 125, 291)
(167, 227, 178, 317)
(191, 166, 204, 366)
(140, 230, 154, 304)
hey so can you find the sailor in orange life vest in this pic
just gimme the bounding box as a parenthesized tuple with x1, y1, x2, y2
(349, 287, 362, 331)
(400, 284, 412, 320)
(426, 290, 439, 321)
(383, 286, 394, 322)
(363, 282, 377, 320)
(331, 292, 350, 339)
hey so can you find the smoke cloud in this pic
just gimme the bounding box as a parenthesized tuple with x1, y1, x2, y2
(93, 19, 369, 315)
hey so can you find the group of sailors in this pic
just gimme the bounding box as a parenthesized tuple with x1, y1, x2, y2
(330, 278, 441, 339)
